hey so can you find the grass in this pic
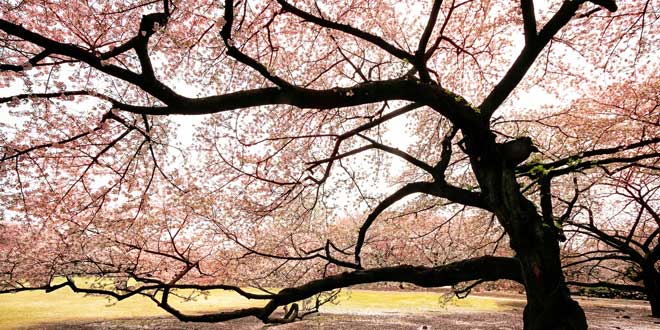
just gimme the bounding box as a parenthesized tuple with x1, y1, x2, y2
(0, 287, 167, 329)
(321, 289, 506, 314)
(0, 287, 513, 329)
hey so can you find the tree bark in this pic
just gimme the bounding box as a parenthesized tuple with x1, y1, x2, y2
(504, 189, 587, 330)
(642, 265, 660, 317)
(517, 240, 587, 330)
(467, 135, 587, 330)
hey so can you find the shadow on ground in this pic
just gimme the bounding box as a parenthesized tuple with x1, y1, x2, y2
(23, 301, 658, 330)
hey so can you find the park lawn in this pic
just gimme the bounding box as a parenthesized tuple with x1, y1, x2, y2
(321, 289, 506, 314)
(0, 287, 512, 329)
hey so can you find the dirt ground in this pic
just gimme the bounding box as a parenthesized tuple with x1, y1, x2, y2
(22, 297, 659, 330)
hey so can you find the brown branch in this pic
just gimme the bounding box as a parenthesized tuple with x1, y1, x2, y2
(4, 255, 521, 324)
(338, 103, 423, 140)
(354, 180, 486, 265)
(479, 0, 618, 118)
(0, 18, 183, 105)
(432, 126, 458, 179)
(357, 134, 436, 173)
(0, 19, 483, 134)
(354, 182, 431, 265)
(589, 0, 617, 12)
(521, 0, 537, 44)
(276, 0, 413, 62)
(255, 256, 522, 322)
(220, 0, 293, 88)
(415, 0, 444, 80)
(517, 137, 660, 176)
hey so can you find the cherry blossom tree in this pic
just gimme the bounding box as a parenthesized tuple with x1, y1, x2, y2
(0, 1, 658, 329)
(562, 167, 659, 315)
(527, 79, 660, 316)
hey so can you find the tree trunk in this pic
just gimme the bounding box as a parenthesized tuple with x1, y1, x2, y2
(467, 136, 587, 330)
(503, 190, 588, 330)
(517, 245, 587, 330)
(642, 266, 660, 317)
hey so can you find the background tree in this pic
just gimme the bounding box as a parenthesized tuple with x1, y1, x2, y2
(499, 75, 659, 315)
(563, 168, 659, 315)
(527, 78, 660, 316)
(0, 1, 658, 329)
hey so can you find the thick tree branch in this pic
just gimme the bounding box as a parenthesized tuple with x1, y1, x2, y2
(521, 0, 537, 44)
(421, 181, 486, 210)
(432, 126, 458, 179)
(539, 177, 554, 226)
(354, 180, 486, 266)
(117, 80, 478, 127)
(0, 18, 184, 105)
(276, 0, 413, 62)
(256, 256, 522, 322)
(354, 182, 430, 265)
(0, 18, 483, 135)
(643, 228, 660, 252)
(220, 0, 293, 88)
(4, 256, 521, 324)
(517, 137, 660, 177)
(479, 0, 618, 118)
(416, 0, 444, 80)
(134, 1, 169, 78)
(589, 0, 618, 12)
(357, 134, 436, 173)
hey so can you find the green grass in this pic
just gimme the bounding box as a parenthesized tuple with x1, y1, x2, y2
(0, 287, 512, 329)
(0, 287, 167, 329)
(322, 289, 505, 314)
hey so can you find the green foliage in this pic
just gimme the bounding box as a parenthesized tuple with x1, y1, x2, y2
(463, 184, 477, 191)
(566, 157, 581, 168)
(552, 217, 563, 230)
(529, 164, 550, 177)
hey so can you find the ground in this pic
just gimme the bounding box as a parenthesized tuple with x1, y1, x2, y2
(2, 289, 656, 330)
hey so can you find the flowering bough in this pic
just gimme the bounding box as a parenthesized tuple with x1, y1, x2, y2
(0, 0, 658, 329)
